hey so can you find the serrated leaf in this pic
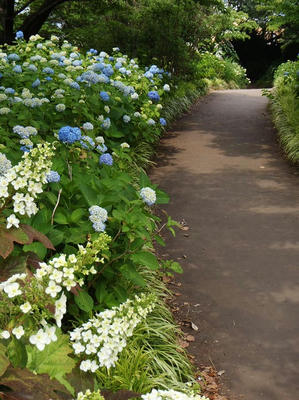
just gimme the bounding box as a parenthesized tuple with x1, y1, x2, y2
(20, 224, 55, 250)
(26, 334, 76, 379)
(74, 290, 94, 312)
(0, 232, 14, 259)
(5, 228, 29, 245)
(0, 367, 72, 399)
(130, 251, 160, 270)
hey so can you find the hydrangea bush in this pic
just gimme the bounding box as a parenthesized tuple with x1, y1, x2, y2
(0, 33, 192, 400)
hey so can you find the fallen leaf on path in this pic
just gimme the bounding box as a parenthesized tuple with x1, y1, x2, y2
(186, 335, 195, 342)
(191, 322, 199, 331)
(178, 339, 189, 348)
(217, 370, 225, 376)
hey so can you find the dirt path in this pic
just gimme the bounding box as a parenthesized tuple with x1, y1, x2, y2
(150, 90, 299, 400)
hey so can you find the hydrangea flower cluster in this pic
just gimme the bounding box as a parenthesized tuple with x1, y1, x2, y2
(0, 153, 12, 176)
(34, 233, 111, 294)
(89, 205, 108, 232)
(0, 272, 62, 351)
(140, 187, 156, 206)
(141, 389, 209, 400)
(99, 153, 113, 166)
(46, 170, 61, 183)
(69, 293, 156, 371)
(58, 126, 82, 144)
(148, 91, 160, 102)
(0, 143, 54, 228)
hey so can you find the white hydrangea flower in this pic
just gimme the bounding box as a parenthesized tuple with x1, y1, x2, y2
(6, 214, 20, 228)
(20, 302, 32, 313)
(12, 326, 25, 339)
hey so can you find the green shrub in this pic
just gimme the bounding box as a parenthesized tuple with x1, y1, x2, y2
(270, 59, 299, 162)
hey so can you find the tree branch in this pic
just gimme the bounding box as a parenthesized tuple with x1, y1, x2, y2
(14, 0, 35, 16)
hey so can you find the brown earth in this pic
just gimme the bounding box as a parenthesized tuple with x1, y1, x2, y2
(150, 90, 299, 400)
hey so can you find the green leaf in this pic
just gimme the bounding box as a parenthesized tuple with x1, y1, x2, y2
(26, 333, 75, 379)
(139, 172, 151, 187)
(47, 229, 64, 247)
(23, 242, 47, 260)
(168, 261, 183, 274)
(70, 208, 86, 223)
(154, 234, 165, 247)
(130, 251, 160, 270)
(45, 192, 59, 206)
(0, 343, 10, 377)
(155, 189, 170, 204)
(74, 290, 94, 313)
(7, 338, 27, 368)
(95, 281, 108, 304)
(54, 212, 69, 225)
(31, 209, 51, 234)
(120, 264, 146, 287)
(77, 182, 99, 207)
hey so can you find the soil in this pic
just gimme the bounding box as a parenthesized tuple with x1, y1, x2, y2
(150, 90, 299, 400)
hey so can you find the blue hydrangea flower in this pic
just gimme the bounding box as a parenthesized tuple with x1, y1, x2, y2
(93, 63, 105, 72)
(115, 62, 122, 69)
(4, 88, 15, 95)
(0, 74, 2, 79)
(144, 71, 153, 79)
(70, 82, 80, 90)
(92, 221, 106, 232)
(28, 64, 37, 72)
(100, 91, 110, 101)
(8, 54, 20, 61)
(160, 118, 167, 126)
(96, 144, 107, 153)
(101, 117, 111, 130)
(82, 122, 94, 131)
(80, 135, 95, 149)
(32, 79, 41, 88)
(15, 31, 24, 40)
(42, 67, 54, 75)
(102, 65, 114, 77)
(72, 60, 82, 66)
(99, 153, 113, 166)
(123, 115, 131, 123)
(58, 126, 81, 144)
(20, 146, 30, 153)
(13, 65, 22, 73)
(46, 170, 61, 183)
(80, 71, 100, 85)
(140, 187, 156, 206)
(148, 91, 160, 102)
(45, 76, 53, 81)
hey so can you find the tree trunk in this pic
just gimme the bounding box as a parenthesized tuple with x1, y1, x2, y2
(1, 0, 15, 44)
(18, 0, 69, 40)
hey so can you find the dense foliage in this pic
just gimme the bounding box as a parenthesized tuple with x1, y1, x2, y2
(268, 59, 299, 163)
